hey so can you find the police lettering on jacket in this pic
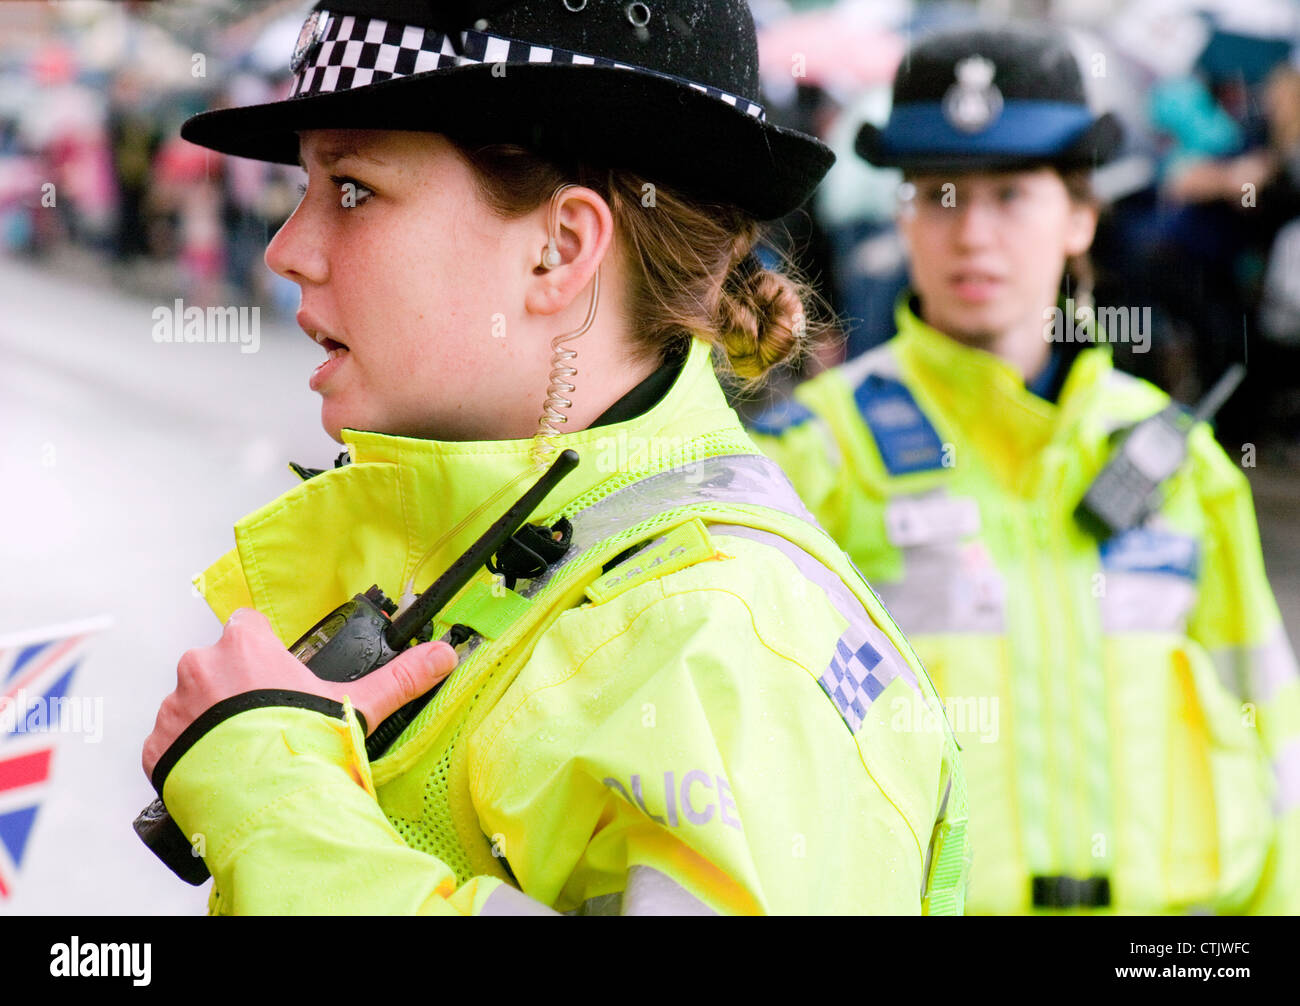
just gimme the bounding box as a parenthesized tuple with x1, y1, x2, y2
(603, 770, 743, 831)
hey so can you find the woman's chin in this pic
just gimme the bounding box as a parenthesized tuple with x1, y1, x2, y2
(320, 402, 359, 443)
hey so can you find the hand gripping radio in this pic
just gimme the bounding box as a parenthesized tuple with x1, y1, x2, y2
(135, 449, 580, 885)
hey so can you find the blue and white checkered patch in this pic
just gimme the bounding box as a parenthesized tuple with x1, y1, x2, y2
(289, 10, 766, 122)
(818, 634, 901, 734)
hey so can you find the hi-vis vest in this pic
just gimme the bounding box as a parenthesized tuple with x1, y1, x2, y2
(748, 300, 1300, 915)
(174, 338, 970, 915)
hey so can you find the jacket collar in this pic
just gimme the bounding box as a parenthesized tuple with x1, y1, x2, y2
(339, 335, 727, 507)
(225, 337, 742, 637)
(890, 294, 1113, 488)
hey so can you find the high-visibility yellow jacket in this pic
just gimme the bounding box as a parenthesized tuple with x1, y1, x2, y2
(156, 337, 969, 915)
(748, 298, 1300, 914)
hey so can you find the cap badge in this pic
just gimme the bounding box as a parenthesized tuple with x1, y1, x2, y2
(942, 55, 1002, 133)
(291, 9, 330, 75)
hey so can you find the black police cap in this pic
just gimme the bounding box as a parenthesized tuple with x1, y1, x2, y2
(856, 22, 1122, 174)
(179, 0, 834, 220)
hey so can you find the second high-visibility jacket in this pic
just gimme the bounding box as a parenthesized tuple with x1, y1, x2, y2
(151, 337, 970, 915)
(749, 298, 1300, 914)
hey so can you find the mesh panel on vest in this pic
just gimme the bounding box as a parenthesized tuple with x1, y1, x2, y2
(387, 736, 472, 882)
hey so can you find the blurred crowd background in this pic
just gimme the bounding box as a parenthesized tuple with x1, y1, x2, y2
(5, 0, 1300, 457)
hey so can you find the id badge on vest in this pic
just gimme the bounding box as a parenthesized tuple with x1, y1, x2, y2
(881, 493, 1004, 634)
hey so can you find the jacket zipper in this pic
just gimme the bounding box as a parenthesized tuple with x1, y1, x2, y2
(1012, 502, 1061, 886)
(1037, 506, 1088, 885)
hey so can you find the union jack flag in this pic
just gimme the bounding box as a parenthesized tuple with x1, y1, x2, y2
(0, 616, 110, 900)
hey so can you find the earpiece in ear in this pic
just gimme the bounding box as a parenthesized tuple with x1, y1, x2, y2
(541, 238, 561, 270)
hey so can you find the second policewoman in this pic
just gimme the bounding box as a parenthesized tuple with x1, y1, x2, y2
(139, 0, 968, 915)
(751, 23, 1299, 914)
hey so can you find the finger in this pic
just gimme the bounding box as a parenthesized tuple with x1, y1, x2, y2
(175, 648, 201, 689)
(142, 693, 187, 779)
(142, 735, 159, 779)
(347, 641, 459, 733)
(224, 606, 272, 638)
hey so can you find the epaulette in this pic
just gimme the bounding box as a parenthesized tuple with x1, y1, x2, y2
(852, 373, 946, 475)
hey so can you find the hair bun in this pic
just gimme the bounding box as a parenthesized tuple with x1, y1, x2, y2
(718, 254, 809, 382)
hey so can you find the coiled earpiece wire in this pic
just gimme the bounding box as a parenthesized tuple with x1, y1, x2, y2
(401, 183, 599, 603)
(532, 183, 600, 468)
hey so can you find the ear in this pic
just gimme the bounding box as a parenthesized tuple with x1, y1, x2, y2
(893, 180, 916, 257)
(1063, 199, 1098, 258)
(895, 207, 914, 258)
(523, 187, 615, 317)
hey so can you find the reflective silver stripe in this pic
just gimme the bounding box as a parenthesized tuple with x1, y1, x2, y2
(523, 454, 817, 601)
(1211, 626, 1300, 704)
(478, 882, 561, 916)
(561, 453, 817, 548)
(445, 454, 821, 659)
(920, 776, 952, 901)
(1274, 737, 1300, 816)
(839, 341, 904, 389)
(874, 544, 1006, 634)
(1100, 372, 1156, 434)
(622, 865, 717, 916)
(870, 492, 1005, 635)
(570, 866, 718, 916)
(813, 413, 842, 471)
(710, 524, 919, 731)
(1097, 571, 1197, 633)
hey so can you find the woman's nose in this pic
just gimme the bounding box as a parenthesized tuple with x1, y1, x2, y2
(951, 195, 998, 249)
(264, 203, 328, 286)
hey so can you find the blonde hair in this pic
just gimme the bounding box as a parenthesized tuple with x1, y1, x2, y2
(447, 140, 832, 391)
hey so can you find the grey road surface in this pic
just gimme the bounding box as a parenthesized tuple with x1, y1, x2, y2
(2, 253, 325, 914)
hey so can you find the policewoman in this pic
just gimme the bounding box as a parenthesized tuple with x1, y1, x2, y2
(140, 0, 969, 915)
(751, 24, 1299, 914)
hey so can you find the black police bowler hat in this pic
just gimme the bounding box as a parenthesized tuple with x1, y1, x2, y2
(856, 23, 1122, 174)
(180, 0, 834, 220)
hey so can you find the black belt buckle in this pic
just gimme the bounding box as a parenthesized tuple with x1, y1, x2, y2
(1032, 874, 1111, 909)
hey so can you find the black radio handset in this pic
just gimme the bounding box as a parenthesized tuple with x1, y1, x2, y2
(134, 449, 580, 885)
(1075, 365, 1244, 539)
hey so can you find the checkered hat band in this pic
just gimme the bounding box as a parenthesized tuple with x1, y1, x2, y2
(290, 12, 766, 121)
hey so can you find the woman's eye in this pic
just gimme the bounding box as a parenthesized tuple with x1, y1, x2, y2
(294, 177, 373, 206)
(330, 175, 373, 206)
(997, 185, 1023, 203)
